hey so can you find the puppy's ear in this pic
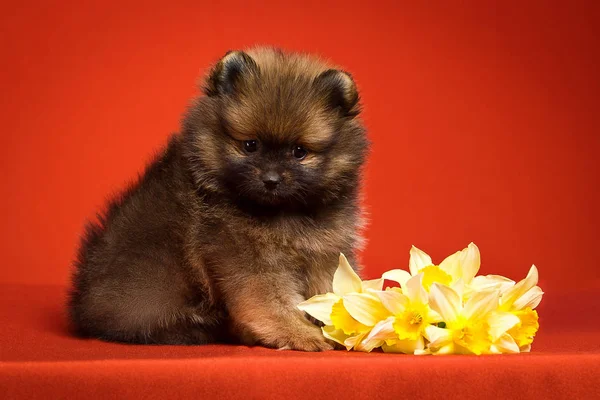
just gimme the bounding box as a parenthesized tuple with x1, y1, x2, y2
(314, 69, 360, 117)
(204, 50, 258, 96)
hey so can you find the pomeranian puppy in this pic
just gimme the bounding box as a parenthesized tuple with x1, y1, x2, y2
(68, 47, 368, 351)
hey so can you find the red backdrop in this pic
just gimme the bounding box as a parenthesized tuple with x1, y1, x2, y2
(1, 0, 598, 293)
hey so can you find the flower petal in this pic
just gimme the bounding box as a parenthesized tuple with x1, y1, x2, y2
(321, 325, 348, 346)
(372, 289, 409, 315)
(463, 289, 499, 321)
(424, 325, 452, 347)
(491, 333, 520, 354)
(342, 293, 390, 326)
(460, 242, 481, 284)
(382, 269, 412, 287)
(409, 246, 433, 276)
(512, 286, 544, 310)
(361, 278, 384, 292)
(487, 311, 520, 342)
(333, 253, 363, 296)
(500, 265, 539, 310)
(452, 278, 465, 300)
(405, 274, 428, 305)
(439, 250, 462, 281)
(382, 336, 424, 354)
(344, 331, 368, 351)
(297, 293, 339, 325)
(360, 317, 396, 352)
(364, 316, 396, 342)
(468, 275, 515, 295)
(428, 283, 461, 324)
(330, 299, 369, 335)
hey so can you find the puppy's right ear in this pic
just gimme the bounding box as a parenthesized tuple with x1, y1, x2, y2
(203, 50, 258, 96)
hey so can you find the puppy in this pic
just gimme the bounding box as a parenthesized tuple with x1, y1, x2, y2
(68, 47, 369, 351)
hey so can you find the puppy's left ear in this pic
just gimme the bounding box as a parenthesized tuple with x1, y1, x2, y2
(204, 50, 258, 96)
(314, 69, 360, 117)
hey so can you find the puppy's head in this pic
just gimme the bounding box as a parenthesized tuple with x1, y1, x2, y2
(184, 47, 368, 209)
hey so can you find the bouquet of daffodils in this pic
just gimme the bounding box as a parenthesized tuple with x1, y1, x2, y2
(298, 243, 543, 355)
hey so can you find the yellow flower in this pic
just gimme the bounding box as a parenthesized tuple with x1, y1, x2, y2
(424, 283, 517, 355)
(362, 274, 441, 354)
(383, 243, 481, 292)
(499, 265, 544, 351)
(297, 254, 386, 351)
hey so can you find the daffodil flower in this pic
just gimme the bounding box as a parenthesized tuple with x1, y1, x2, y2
(499, 265, 544, 351)
(424, 283, 519, 355)
(383, 243, 481, 293)
(297, 254, 385, 350)
(361, 274, 442, 354)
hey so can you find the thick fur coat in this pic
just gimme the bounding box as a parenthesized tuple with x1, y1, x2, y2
(69, 48, 369, 351)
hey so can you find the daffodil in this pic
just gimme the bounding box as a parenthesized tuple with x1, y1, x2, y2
(499, 265, 544, 351)
(361, 274, 441, 354)
(424, 283, 519, 355)
(297, 254, 386, 350)
(383, 243, 481, 293)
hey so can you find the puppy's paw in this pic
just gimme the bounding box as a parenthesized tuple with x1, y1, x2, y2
(280, 329, 334, 352)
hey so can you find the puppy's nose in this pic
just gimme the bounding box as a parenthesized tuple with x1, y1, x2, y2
(261, 171, 281, 190)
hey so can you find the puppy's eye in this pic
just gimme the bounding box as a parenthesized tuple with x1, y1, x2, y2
(292, 145, 308, 160)
(243, 140, 258, 153)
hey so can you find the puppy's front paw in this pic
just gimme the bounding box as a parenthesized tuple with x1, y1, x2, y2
(279, 328, 334, 352)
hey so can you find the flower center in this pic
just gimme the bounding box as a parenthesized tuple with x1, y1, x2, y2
(452, 320, 492, 355)
(393, 304, 428, 341)
(418, 265, 453, 291)
(410, 313, 423, 325)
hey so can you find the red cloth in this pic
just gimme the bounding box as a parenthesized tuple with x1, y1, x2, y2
(2, 285, 599, 399)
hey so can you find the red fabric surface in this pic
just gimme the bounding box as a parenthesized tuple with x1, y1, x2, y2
(2, 284, 600, 399)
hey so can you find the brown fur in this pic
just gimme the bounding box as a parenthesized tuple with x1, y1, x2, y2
(68, 47, 369, 351)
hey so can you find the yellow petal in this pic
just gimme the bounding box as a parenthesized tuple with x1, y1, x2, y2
(463, 290, 499, 321)
(321, 325, 348, 346)
(512, 286, 544, 310)
(405, 274, 428, 305)
(330, 299, 370, 335)
(467, 275, 515, 297)
(361, 278, 384, 292)
(487, 311, 520, 342)
(364, 316, 396, 342)
(342, 293, 390, 326)
(333, 253, 363, 296)
(452, 278, 465, 299)
(507, 308, 539, 347)
(453, 319, 493, 355)
(438, 250, 463, 281)
(500, 265, 539, 310)
(491, 333, 520, 354)
(297, 293, 339, 325)
(344, 331, 368, 351)
(460, 242, 481, 284)
(432, 343, 455, 355)
(393, 304, 429, 341)
(424, 325, 452, 348)
(418, 265, 453, 291)
(382, 336, 424, 354)
(382, 269, 412, 287)
(409, 246, 433, 276)
(372, 289, 409, 315)
(428, 283, 461, 324)
(356, 319, 395, 353)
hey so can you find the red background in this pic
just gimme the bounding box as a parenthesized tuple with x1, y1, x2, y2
(1, 0, 599, 293)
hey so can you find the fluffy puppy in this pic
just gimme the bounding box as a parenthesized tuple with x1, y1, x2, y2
(68, 47, 369, 351)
